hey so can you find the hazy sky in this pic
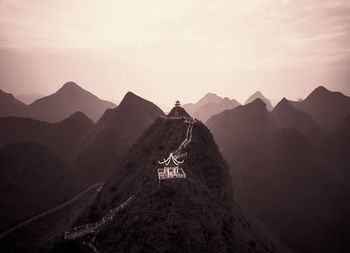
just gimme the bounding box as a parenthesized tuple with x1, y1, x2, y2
(0, 0, 349, 107)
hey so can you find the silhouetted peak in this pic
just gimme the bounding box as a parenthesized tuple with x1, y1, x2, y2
(61, 81, 81, 90)
(66, 111, 92, 121)
(197, 92, 222, 105)
(119, 91, 146, 107)
(124, 91, 137, 98)
(307, 86, 332, 98)
(299, 85, 350, 129)
(314, 85, 328, 93)
(280, 97, 288, 103)
(245, 91, 273, 111)
(58, 111, 94, 126)
(276, 97, 289, 106)
(246, 98, 267, 110)
(0, 89, 25, 105)
(167, 106, 191, 118)
(245, 91, 266, 102)
(55, 82, 86, 95)
(273, 97, 294, 113)
(252, 91, 263, 96)
(106, 91, 164, 119)
(305, 85, 347, 102)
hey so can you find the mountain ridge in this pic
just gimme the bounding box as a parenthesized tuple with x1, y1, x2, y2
(207, 98, 342, 253)
(183, 92, 241, 122)
(272, 97, 326, 148)
(0, 89, 27, 117)
(0, 82, 116, 123)
(27, 82, 116, 122)
(290, 85, 350, 129)
(244, 91, 273, 111)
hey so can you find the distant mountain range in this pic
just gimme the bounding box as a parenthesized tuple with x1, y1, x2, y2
(182, 91, 274, 122)
(290, 86, 350, 129)
(1, 84, 350, 252)
(0, 82, 116, 123)
(207, 86, 350, 252)
(183, 93, 241, 122)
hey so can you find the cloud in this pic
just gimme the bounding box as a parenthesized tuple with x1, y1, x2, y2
(0, 0, 349, 69)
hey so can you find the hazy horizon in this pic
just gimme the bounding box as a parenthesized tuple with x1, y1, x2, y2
(1, 0, 350, 108)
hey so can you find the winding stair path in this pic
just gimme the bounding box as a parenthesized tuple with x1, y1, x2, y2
(174, 119, 195, 157)
(64, 195, 135, 240)
(64, 117, 197, 252)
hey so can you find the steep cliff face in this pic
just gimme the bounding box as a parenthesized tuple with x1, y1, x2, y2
(66, 110, 281, 253)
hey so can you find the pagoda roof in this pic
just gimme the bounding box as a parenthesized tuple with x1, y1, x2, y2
(158, 152, 184, 167)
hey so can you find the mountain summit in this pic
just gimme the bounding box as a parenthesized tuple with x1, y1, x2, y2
(0, 90, 25, 106)
(66, 113, 280, 252)
(59, 81, 81, 90)
(167, 105, 191, 118)
(244, 91, 273, 111)
(27, 82, 116, 122)
(0, 90, 27, 117)
(196, 92, 223, 106)
(290, 85, 350, 129)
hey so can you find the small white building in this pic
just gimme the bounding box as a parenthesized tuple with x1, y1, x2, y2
(157, 152, 186, 181)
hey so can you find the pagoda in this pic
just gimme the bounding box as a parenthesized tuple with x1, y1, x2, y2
(157, 152, 186, 181)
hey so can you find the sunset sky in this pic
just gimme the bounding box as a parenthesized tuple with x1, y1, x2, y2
(0, 0, 349, 107)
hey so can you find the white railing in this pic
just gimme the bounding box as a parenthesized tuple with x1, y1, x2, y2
(64, 195, 135, 240)
(157, 168, 186, 180)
